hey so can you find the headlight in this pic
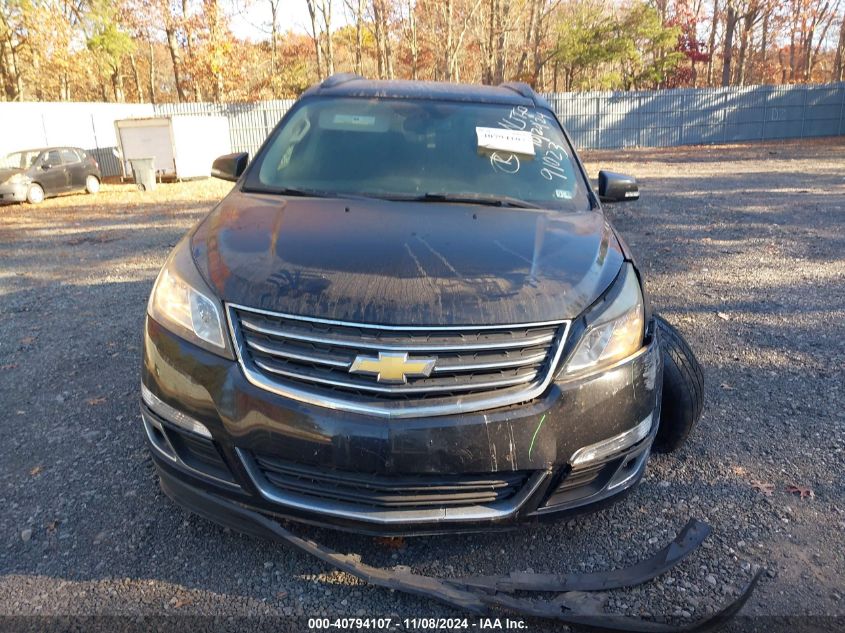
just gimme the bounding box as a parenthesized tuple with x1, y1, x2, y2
(6, 173, 28, 185)
(147, 236, 233, 358)
(559, 263, 644, 378)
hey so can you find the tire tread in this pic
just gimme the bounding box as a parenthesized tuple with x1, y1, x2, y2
(653, 315, 704, 452)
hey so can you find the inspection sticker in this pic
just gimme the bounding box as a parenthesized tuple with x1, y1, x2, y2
(476, 127, 535, 156)
(333, 114, 376, 127)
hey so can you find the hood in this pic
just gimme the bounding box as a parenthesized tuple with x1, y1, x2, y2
(0, 168, 24, 183)
(191, 192, 624, 326)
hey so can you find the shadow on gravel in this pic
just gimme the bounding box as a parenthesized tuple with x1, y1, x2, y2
(613, 173, 845, 267)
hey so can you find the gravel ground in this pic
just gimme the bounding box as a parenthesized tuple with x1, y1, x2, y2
(1, 139, 844, 632)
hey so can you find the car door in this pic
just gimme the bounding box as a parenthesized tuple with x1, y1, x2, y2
(36, 150, 68, 195)
(60, 149, 86, 189)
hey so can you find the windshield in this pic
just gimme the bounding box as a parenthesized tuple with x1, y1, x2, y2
(245, 97, 590, 210)
(0, 151, 40, 170)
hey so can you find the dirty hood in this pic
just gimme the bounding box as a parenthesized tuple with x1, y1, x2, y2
(191, 192, 624, 326)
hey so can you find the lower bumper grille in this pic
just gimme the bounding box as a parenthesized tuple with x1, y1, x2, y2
(167, 431, 235, 484)
(251, 453, 530, 511)
(142, 406, 237, 486)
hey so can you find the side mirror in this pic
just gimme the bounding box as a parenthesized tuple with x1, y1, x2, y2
(41, 163, 52, 170)
(211, 152, 249, 182)
(598, 170, 639, 203)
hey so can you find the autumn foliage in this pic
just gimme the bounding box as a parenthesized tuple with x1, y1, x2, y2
(1, 0, 843, 102)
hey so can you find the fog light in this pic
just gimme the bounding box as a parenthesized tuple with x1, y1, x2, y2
(569, 414, 652, 466)
(141, 384, 212, 439)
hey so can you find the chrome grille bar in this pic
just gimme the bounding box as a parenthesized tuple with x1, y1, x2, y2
(254, 358, 538, 394)
(432, 350, 548, 373)
(227, 303, 571, 418)
(246, 338, 351, 368)
(239, 315, 556, 352)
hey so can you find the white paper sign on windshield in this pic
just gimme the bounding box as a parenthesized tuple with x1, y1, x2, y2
(476, 127, 536, 156)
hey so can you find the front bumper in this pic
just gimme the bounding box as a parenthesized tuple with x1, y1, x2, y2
(0, 182, 27, 203)
(142, 316, 662, 535)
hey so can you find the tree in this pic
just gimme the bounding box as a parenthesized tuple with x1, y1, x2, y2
(4, 0, 844, 102)
(669, 0, 711, 86)
(267, 0, 283, 94)
(721, 0, 738, 84)
(398, 0, 419, 79)
(552, 0, 623, 90)
(0, 0, 29, 100)
(705, 0, 719, 84)
(304, 0, 334, 79)
(87, 0, 135, 102)
(343, 0, 365, 75)
(615, 3, 683, 89)
(202, 0, 230, 101)
(371, 0, 394, 78)
(477, 0, 514, 84)
(834, 10, 845, 80)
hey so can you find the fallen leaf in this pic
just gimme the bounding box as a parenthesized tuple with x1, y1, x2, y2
(86, 397, 107, 406)
(751, 480, 774, 496)
(716, 312, 730, 321)
(171, 596, 193, 609)
(0, 363, 18, 370)
(46, 520, 60, 533)
(30, 465, 43, 476)
(276, 590, 289, 600)
(374, 536, 406, 550)
(720, 383, 735, 390)
(732, 465, 747, 476)
(786, 485, 814, 499)
(19, 336, 35, 345)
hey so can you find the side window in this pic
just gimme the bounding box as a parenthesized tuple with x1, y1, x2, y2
(44, 150, 61, 166)
(60, 149, 79, 164)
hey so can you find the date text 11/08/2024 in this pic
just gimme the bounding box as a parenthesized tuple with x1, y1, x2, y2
(307, 617, 528, 629)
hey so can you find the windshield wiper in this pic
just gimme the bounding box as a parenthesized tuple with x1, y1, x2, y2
(410, 192, 540, 209)
(246, 185, 335, 198)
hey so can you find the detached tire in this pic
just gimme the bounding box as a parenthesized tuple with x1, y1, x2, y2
(653, 315, 704, 453)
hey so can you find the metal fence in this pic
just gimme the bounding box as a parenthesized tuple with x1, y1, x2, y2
(2, 84, 843, 177)
(153, 83, 845, 158)
(153, 99, 295, 160)
(547, 83, 845, 149)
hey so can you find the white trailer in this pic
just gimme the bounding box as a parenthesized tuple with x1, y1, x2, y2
(114, 115, 231, 180)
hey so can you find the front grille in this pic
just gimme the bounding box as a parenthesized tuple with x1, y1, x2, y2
(228, 304, 569, 416)
(252, 453, 531, 510)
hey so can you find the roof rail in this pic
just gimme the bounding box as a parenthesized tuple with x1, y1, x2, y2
(320, 73, 364, 89)
(499, 82, 537, 101)
(499, 81, 554, 111)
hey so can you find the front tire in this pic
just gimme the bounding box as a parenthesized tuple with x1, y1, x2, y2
(653, 315, 704, 453)
(86, 175, 100, 194)
(26, 183, 45, 205)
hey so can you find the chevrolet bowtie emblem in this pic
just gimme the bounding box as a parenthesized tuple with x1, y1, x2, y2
(348, 352, 436, 384)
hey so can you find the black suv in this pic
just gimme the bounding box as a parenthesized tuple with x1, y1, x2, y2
(141, 76, 701, 535)
(0, 147, 101, 204)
